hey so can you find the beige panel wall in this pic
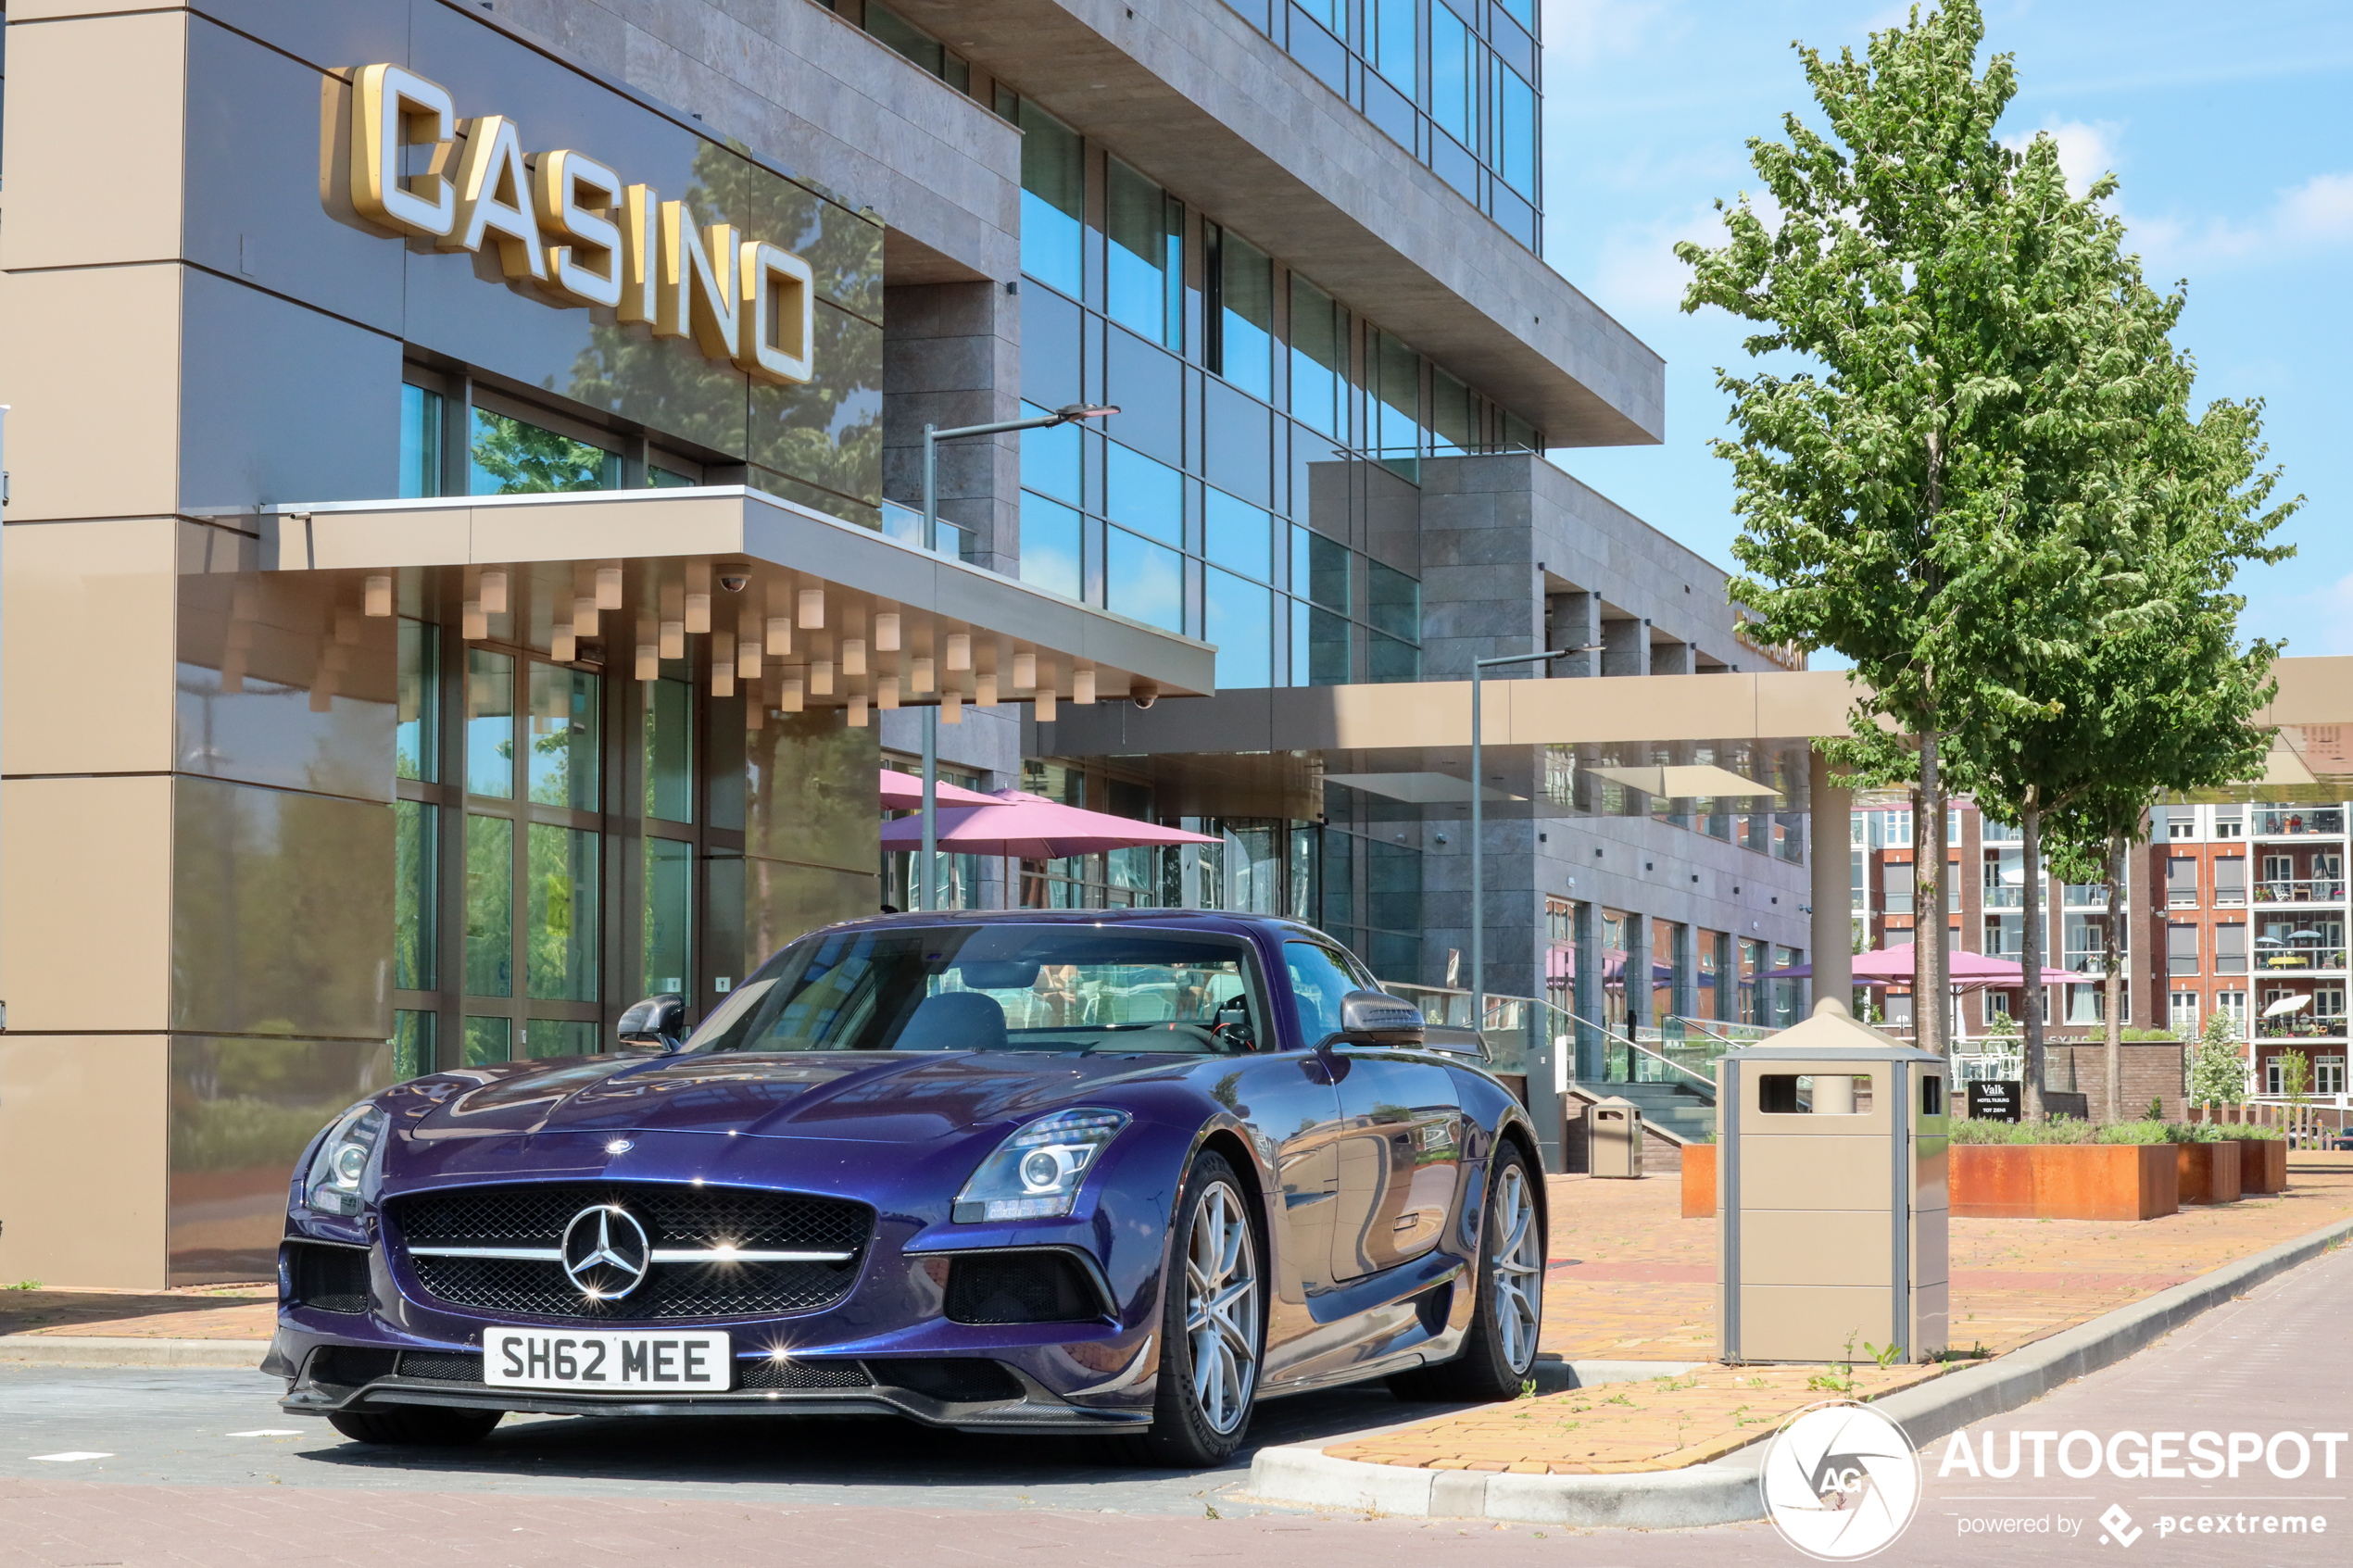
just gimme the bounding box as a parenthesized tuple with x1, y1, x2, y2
(0, 775, 175, 1033)
(1, 516, 182, 776)
(1738, 1209, 1894, 1288)
(1736, 1137, 1890, 1210)
(0, 1036, 170, 1287)
(1737, 1285, 1895, 1362)
(0, 264, 184, 522)
(0, 9, 188, 270)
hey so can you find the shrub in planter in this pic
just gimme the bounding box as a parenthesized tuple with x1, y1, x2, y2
(1948, 1119, 2181, 1220)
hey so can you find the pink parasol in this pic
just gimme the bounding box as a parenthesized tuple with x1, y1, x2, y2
(878, 768, 998, 810)
(877, 791, 1222, 859)
(1769, 946, 2078, 990)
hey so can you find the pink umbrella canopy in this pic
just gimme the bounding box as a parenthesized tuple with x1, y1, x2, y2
(1769, 947, 2076, 988)
(877, 791, 1221, 859)
(878, 768, 998, 810)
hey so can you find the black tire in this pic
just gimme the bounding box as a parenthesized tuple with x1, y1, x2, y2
(326, 1404, 505, 1447)
(1138, 1152, 1265, 1468)
(1389, 1139, 1544, 1403)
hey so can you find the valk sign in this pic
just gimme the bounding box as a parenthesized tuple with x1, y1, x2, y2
(349, 63, 815, 385)
(1969, 1079, 2021, 1123)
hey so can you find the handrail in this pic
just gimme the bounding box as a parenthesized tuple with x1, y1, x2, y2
(1672, 1015, 1769, 1049)
(1564, 1009, 1718, 1094)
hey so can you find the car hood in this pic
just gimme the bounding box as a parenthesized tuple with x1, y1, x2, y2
(397, 1050, 1175, 1145)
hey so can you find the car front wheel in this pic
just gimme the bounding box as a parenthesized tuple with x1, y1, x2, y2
(1139, 1152, 1264, 1467)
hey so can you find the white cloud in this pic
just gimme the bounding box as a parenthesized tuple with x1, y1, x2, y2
(2004, 119, 2123, 200)
(2130, 169, 2353, 273)
(1588, 198, 1723, 317)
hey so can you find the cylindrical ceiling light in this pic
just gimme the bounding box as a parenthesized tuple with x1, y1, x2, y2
(811, 659, 835, 695)
(766, 615, 793, 656)
(660, 619, 686, 659)
(975, 671, 999, 708)
(877, 676, 900, 711)
(479, 571, 509, 616)
(462, 599, 487, 641)
(1073, 667, 1097, 705)
(842, 638, 868, 676)
(847, 693, 868, 728)
(635, 642, 659, 681)
(779, 674, 805, 712)
(1035, 687, 1057, 722)
(711, 662, 736, 697)
(941, 689, 963, 725)
(596, 565, 624, 609)
(573, 596, 598, 637)
(944, 633, 972, 671)
(911, 657, 936, 694)
(874, 612, 901, 652)
(551, 627, 577, 663)
(364, 574, 393, 618)
(685, 591, 711, 635)
(798, 587, 825, 629)
(1013, 651, 1037, 690)
(736, 632, 761, 679)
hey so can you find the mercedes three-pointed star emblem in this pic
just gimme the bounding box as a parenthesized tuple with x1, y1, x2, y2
(560, 1203, 651, 1299)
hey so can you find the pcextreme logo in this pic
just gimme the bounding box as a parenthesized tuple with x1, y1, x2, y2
(1760, 1402, 1922, 1561)
(347, 63, 815, 386)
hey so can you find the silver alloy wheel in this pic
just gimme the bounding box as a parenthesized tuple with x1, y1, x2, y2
(1183, 1179, 1260, 1434)
(1490, 1163, 1542, 1374)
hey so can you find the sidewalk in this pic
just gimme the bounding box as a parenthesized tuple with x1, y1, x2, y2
(1323, 1163, 2353, 1475)
(0, 1282, 273, 1344)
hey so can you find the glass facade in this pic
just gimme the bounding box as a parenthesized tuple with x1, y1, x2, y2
(1217, 0, 1542, 251)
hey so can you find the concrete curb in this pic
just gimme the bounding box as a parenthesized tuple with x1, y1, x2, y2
(1245, 1212, 2353, 1527)
(0, 1336, 269, 1370)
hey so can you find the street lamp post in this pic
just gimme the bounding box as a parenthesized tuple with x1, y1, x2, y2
(915, 402, 1115, 910)
(1468, 643, 1603, 1035)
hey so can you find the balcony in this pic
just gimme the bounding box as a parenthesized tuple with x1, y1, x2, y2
(2257, 1013, 2349, 1040)
(2253, 808, 2347, 838)
(2255, 946, 2348, 973)
(2255, 878, 2348, 905)
(1983, 884, 2022, 909)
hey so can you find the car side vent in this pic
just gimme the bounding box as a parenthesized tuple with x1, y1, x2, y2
(287, 1243, 371, 1314)
(944, 1251, 1101, 1325)
(875, 1357, 1024, 1404)
(308, 1346, 398, 1386)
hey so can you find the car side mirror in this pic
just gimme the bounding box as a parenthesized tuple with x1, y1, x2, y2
(1333, 989, 1425, 1047)
(617, 993, 686, 1054)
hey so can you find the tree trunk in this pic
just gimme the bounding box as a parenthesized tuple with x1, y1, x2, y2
(2021, 795, 2045, 1120)
(1919, 730, 1947, 1057)
(2104, 830, 2127, 1122)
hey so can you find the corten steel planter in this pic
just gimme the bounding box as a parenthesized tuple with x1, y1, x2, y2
(1682, 1144, 1716, 1218)
(2177, 1140, 2243, 1205)
(1950, 1144, 2179, 1220)
(2230, 1137, 2287, 1194)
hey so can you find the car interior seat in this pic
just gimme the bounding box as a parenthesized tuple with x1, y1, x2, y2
(895, 989, 1011, 1052)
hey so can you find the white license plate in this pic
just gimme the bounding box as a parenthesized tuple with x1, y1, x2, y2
(483, 1328, 732, 1391)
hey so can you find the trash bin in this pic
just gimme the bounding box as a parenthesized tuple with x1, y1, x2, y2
(1590, 1097, 1644, 1179)
(1716, 997, 1948, 1363)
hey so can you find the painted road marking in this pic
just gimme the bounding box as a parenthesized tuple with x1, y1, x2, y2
(226, 1429, 305, 1437)
(31, 1452, 112, 1462)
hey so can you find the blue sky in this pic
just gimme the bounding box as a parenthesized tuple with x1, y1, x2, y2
(1538, 0, 2353, 662)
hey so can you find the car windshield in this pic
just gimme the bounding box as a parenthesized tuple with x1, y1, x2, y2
(685, 924, 1268, 1056)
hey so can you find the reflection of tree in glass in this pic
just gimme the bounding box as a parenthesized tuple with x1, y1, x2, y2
(471, 409, 618, 494)
(563, 137, 883, 514)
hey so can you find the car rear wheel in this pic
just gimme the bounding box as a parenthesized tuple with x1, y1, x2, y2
(326, 1405, 505, 1447)
(1389, 1140, 1544, 1402)
(1139, 1152, 1264, 1468)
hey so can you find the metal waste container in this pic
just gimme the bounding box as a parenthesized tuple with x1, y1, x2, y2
(1590, 1097, 1644, 1179)
(1717, 997, 1948, 1363)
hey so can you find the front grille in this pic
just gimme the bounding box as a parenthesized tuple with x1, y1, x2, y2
(872, 1357, 1023, 1404)
(286, 1242, 370, 1314)
(945, 1251, 1101, 1325)
(389, 1182, 873, 1322)
(308, 1346, 398, 1386)
(396, 1350, 484, 1383)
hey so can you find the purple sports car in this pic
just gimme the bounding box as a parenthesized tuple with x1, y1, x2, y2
(268, 910, 1548, 1466)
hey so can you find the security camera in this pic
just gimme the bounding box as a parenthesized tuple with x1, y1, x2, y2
(717, 565, 751, 594)
(1131, 683, 1159, 710)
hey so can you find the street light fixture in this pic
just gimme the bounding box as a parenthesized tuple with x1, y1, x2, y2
(1469, 642, 1605, 1036)
(914, 402, 1118, 910)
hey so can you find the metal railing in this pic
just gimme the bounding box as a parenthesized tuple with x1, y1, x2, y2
(2253, 809, 2347, 837)
(1983, 885, 2023, 909)
(1380, 983, 1540, 1075)
(2253, 947, 2349, 972)
(2255, 879, 2347, 903)
(1559, 1008, 1718, 1096)
(2255, 1013, 2349, 1040)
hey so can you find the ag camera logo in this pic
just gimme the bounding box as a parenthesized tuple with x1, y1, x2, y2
(1760, 1402, 1923, 1561)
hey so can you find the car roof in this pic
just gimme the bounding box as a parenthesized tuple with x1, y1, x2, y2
(821, 907, 1328, 942)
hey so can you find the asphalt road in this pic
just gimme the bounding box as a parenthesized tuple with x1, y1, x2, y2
(3, 1243, 2348, 1565)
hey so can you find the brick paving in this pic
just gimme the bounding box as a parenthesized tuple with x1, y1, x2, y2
(0, 1283, 274, 1343)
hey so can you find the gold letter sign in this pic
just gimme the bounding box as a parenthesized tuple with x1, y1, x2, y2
(350, 64, 815, 385)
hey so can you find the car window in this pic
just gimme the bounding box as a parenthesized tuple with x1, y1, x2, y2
(1285, 940, 1360, 1047)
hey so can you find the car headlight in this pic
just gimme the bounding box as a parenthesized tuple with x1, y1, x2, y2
(953, 1109, 1130, 1223)
(305, 1101, 388, 1216)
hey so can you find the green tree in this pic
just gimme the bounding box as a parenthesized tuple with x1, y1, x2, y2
(2186, 1007, 2246, 1107)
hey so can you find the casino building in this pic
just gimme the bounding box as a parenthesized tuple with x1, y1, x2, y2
(30, 0, 2292, 1288)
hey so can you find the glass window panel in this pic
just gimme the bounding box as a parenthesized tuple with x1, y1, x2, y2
(525, 1020, 598, 1060)
(1368, 560, 1420, 642)
(1293, 0, 1343, 31)
(644, 837, 694, 997)
(1495, 0, 1535, 29)
(1204, 489, 1273, 580)
(1105, 157, 1168, 343)
(1106, 527, 1184, 633)
(1430, 4, 1475, 147)
(391, 1010, 436, 1081)
(643, 677, 694, 824)
(648, 466, 695, 488)
(1499, 65, 1538, 200)
(1105, 441, 1182, 543)
(1105, 323, 1184, 466)
(463, 1015, 511, 1066)
(399, 383, 443, 499)
(527, 663, 600, 810)
(1289, 275, 1345, 438)
(1367, 0, 1416, 95)
(1430, 369, 1475, 454)
(470, 408, 620, 495)
(1215, 229, 1274, 400)
(1299, 526, 1350, 609)
(1017, 100, 1084, 297)
(1019, 491, 1085, 599)
(1289, 598, 1308, 685)
(1370, 631, 1419, 682)
(1020, 400, 1082, 503)
(395, 799, 436, 992)
(465, 813, 513, 997)
(863, 2, 945, 75)
(1207, 568, 1273, 688)
(527, 823, 600, 1002)
(465, 648, 514, 799)
(1374, 331, 1422, 469)
(1309, 606, 1350, 684)
(397, 619, 438, 783)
